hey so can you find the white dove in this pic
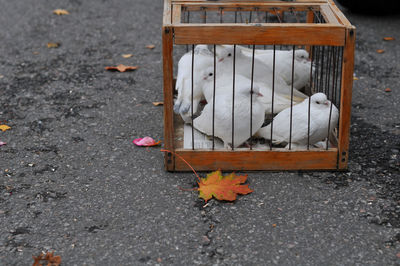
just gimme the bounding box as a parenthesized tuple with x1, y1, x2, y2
(192, 82, 265, 149)
(199, 66, 302, 115)
(174, 45, 213, 122)
(257, 92, 339, 149)
(240, 47, 313, 90)
(215, 45, 308, 99)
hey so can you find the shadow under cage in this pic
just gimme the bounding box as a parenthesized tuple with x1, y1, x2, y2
(162, 0, 355, 171)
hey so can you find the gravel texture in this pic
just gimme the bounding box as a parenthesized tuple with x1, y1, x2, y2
(0, 0, 399, 265)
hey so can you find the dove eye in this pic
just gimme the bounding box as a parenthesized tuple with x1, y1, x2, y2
(208, 73, 213, 76)
(316, 101, 320, 104)
(227, 53, 232, 57)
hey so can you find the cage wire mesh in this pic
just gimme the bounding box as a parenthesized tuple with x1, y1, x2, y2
(172, 5, 344, 153)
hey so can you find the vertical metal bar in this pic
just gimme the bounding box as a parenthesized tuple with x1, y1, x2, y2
(235, 10, 238, 23)
(288, 45, 295, 150)
(186, 9, 190, 52)
(202, 7, 207, 24)
(270, 45, 276, 150)
(232, 45, 236, 150)
(191, 44, 195, 150)
(264, 11, 268, 49)
(212, 44, 216, 150)
(219, 7, 223, 23)
(239, 8, 243, 23)
(318, 46, 325, 92)
(250, 44, 255, 150)
(326, 47, 337, 150)
(307, 46, 314, 150)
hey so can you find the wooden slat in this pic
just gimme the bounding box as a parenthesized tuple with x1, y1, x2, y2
(174, 149, 338, 171)
(172, 4, 182, 24)
(173, 0, 327, 3)
(327, 0, 352, 27)
(173, 23, 346, 46)
(320, 4, 340, 24)
(338, 27, 355, 170)
(163, 0, 173, 26)
(162, 26, 175, 171)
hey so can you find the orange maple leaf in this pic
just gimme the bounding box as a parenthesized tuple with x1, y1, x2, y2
(105, 64, 138, 72)
(198, 170, 253, 202)
(32, 251, 61, 266)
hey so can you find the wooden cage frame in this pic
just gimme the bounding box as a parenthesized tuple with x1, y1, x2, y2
(162, 0, 355, 171)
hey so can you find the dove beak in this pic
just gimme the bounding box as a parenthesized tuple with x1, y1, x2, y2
(324, 101, 330, 106)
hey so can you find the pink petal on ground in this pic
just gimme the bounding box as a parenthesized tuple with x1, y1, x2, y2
(133, 137, 161, 147)
(0, 141, 6, 146)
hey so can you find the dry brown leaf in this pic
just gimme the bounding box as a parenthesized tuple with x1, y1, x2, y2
(146, 44, 155, 49)
(376, 49, 385, 54)
(383, 37, 395, 41)
(122, 54, 133, 58)
(47, 42, 60, 48)
(105, 64, 138, 72)
(385, 88, 391, 92)
(32, 251, 61, 266)
(53, 9, 69, 15)
(152, 101, 163, 106)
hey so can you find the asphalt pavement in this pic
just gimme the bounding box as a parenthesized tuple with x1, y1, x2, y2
(0, 0, 399, 265)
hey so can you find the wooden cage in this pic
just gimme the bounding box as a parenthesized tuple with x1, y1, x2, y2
(162, 0, 355, 171)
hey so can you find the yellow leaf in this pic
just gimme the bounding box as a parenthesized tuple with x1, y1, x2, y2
(0, 125, 11, 132)
(198, 170, 253, 202)
(353, 77, 359, 80)
(122, 54, 133, 58)
(383, 37, 395, 41)
(152, 101, 163, 106)
(53, 9, 69, 15)
(47, 42, 60, 48)
(105, 64, 139, 72)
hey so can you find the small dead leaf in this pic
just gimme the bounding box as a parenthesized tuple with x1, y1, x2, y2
(197, 170, 253, 202)
(272, 224, 277, 228)
(33, 251, 61, 266)
(47, 42, 60, 48)
(105, 64, 138, 72)
(146, 44, 155, 49)
(0, 125, 11, 132)
(385, 88, 391, 92)
(53, 9, 69, 15)
(32, 51, 39, 55)
(353, 76, 359, 80)
(133, 137, 161, 147)
(122, 54, 133, 58)
(383, 37, 395, 41)
(376, 49, 385, 54)
(152, 101, 163, 106)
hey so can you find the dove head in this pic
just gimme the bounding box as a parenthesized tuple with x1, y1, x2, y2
(194, 45, 211, 55)
(310, 92, 330, 106)
(295, 49, 310, 63)
(215, 45, 238, 62)
(201, 66, 215, 82)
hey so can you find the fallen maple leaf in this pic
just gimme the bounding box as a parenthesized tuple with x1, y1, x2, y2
(47, 42, 60, 48)
(133, 136, 161, 147)
(376, 49, 385, 54)
(146, 44, 155, 49)
(198, 170, 253, 202)
(53, 9, 69, 15)
(33, 251, 61, 266)
(383, 37, 395, 41)
(105, 64, 138, 72)
(152, 101, 163, 106)
(0, 125, 11, 132)
(122, 54, 133, 58)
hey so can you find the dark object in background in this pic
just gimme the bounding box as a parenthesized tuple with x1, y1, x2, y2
(336, 0, 400, 14)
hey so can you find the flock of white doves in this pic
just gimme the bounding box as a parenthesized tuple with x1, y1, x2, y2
(174, 45, 339, 149)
